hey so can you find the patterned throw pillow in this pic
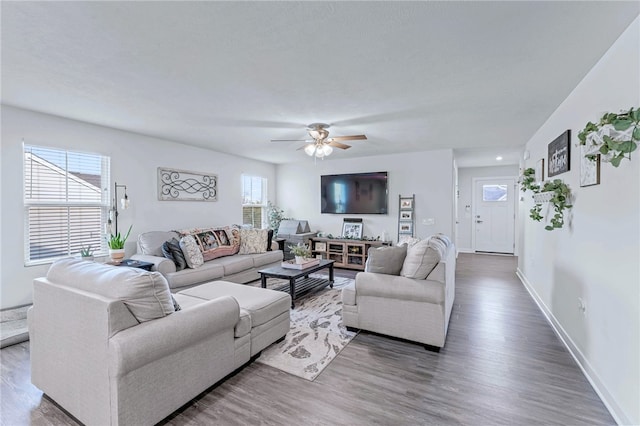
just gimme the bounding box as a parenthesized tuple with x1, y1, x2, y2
(179, 235, 204, 268)
(192, 226, 240, 261)
(239, 228, 269, 254)
(161, 238, 187, 271)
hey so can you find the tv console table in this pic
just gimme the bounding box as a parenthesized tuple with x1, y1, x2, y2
(309, 237, 392, 271)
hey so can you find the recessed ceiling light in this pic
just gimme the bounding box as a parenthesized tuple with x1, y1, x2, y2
(496, 156, 503, 161)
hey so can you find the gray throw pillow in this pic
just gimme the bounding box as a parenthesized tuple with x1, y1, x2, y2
(364, 245, 407, 275)
(400, 239, 441, 279)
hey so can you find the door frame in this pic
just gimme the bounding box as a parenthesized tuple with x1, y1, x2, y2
(471, 176, 518, 255)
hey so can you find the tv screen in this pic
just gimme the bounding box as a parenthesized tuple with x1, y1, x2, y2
(321, 172, 388, 214)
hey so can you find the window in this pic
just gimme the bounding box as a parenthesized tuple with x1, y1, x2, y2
(482, 184, 508, 202)
(24, 145, 110, 264)
(241, 175, 267, 228)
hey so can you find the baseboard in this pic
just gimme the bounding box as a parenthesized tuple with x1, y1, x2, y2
(516, 268, 629, 425)
(456, 247, 474, 254)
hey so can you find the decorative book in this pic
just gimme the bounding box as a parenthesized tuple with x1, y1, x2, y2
(281, 258, 321, 270)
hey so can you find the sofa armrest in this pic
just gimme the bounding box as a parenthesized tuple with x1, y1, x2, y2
(354, 272, 445, 304)
(109, 295, 240, 376)
(130, 253, 176, 275)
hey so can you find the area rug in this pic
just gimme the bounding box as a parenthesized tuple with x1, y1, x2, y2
(0, 305, 30, 349)
(252, 275, 357, 381)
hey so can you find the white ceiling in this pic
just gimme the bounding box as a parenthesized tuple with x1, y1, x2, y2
(2, 2, 638, 166)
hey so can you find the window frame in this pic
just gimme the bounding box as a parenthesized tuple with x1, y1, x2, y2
(23, 144, 111, 266)
(241, 174, 268, 229)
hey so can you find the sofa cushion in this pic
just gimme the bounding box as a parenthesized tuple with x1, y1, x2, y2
(171, 293, 250, 338)
(179, 235, 204, 269)
(47, 257, 175, 322)
(400, 239, 440, 279)
(164, 261, 225, 289)
(355, 272, 445, 304)
(249, 250, 283, 268)
(138, 231, 180, 257)
(214, 255, 255, 276)
(365, 245, 407, 275)
(162, 238, 186, 271)
(239, 228, 270, 254)
(179, 281, 290, 328)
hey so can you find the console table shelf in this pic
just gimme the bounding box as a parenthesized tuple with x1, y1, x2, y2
(310, 237, 391, 271)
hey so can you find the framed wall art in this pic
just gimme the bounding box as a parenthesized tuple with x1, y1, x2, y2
(158, 167, 218, 201)
(535, 158, 545, 182)
(548, 130, 571, 177)
(580, 145, 601, 187)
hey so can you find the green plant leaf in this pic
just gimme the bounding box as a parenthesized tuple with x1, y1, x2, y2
(633, 126, 640, 141)
(619, 140, 637, 153)
(610, 153, 624, 167)
(599, 145, 609, 155)
(631, 108, 640, 122)
(544, 225, 553, 231)
(612, 119, 633, 131)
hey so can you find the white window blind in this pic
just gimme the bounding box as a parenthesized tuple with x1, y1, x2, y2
(24, 145, 111, 264)
(241, 175, 267, 228)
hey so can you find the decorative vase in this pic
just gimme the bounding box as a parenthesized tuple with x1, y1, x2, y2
(81, 255, 94, 262)
(109, 249, 125, 263)
(295, 255, 305, 264)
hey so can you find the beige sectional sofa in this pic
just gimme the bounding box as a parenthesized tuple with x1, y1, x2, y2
(131, 230, 283, 290)
(342, 234, 455, 350)
(29, 258, 290, 426)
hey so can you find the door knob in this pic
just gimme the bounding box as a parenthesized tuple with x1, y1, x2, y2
(476, 220, 483, 223)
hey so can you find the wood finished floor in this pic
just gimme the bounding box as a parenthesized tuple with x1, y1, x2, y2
(0, 254, 614, 425)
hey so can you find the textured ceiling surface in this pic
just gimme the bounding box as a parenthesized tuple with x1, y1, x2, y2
(2, 2, 638, 166)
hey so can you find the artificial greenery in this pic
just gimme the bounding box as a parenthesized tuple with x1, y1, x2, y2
(107, 225, 132, 249)
(266, 201, 285, 231)
(578, 107, 640, 167)
(521, 168, 572, 231)
(288, 243, 311, 258)
(79, 245, 94, 257)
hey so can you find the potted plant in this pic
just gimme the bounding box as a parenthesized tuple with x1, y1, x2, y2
(79, 245, 94, 261)
(288, 243, 311, 264)
(107, 225, 132, 263)
(578, 107, 640, 167)
(521, 168, 572, 231)
(267, 201, 285, 231)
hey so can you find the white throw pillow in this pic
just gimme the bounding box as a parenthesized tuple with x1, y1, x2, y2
(179, 235, 204, 268)
(400, 239, 441, 279)
(365, 245, 407, 275)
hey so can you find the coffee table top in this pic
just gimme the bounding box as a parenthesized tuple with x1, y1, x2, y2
(259, 259, 334, 279)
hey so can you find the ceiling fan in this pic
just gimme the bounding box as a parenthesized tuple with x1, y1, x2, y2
(271, 123, 367, 158)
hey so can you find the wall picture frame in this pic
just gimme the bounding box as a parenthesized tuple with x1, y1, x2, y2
(342, 222, 363, 239)
(400, 198, 413, 209)
(400, 210, 413, 220)
(314, 242, 327, 251)
(399, 222, 413, 234)
(580, 145, 601, 187)
(548, 130, 571, 177)
(535, 158, 545, 183)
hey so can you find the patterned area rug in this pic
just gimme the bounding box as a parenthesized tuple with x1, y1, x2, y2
(252, 275, 357, 381)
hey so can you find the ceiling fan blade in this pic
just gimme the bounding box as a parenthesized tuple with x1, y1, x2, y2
(328, 141, 351, 150)
(327, 135, 367, 142)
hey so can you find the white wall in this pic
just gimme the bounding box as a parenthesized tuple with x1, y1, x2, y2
(457, 165, 519, 252)
(276, 149, 455, 243)
(518, 18, 639, 425)
(0, 106, 276, 309)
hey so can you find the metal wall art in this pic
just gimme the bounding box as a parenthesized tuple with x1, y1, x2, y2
(158, 167, 217, 201)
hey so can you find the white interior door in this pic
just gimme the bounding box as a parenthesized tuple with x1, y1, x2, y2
(474, 178, 515, 254)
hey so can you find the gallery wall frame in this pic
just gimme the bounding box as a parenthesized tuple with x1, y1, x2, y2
(580, 146, 601, 187)
(548, 130, 571, 177)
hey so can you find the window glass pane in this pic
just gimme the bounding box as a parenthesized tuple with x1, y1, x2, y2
(483, 184, 508, 201)
(24, 144, 110, 263)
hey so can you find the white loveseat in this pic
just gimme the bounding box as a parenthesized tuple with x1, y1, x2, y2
(341, 235, 456, 350)
(28, 258, 290, 426)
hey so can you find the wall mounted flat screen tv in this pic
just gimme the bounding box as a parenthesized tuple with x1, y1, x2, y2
(321, 172, 388, 214)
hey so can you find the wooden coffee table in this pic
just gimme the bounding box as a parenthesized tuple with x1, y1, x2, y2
(258, 259, 334, 308)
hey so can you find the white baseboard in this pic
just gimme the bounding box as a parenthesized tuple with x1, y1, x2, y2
(516, 268, 629, 426)
(456, 247, 474, 254)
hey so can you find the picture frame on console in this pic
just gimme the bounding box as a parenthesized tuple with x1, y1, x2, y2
(399, 222, 413, 234)
(342, 222, 363, 239)
(400, 197, 413, 209)
(400, 211, 413, 220)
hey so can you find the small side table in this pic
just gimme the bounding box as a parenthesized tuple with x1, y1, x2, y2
(116, 259, 154, 271)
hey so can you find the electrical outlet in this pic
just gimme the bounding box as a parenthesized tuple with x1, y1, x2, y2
(578, 297, 587, 315)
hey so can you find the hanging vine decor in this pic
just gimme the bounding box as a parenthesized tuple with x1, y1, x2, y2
(521, 168, 573, 231)
(578, 107, 640, 167)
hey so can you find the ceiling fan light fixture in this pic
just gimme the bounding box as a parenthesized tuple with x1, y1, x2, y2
(321, 144, 333, 156)
(304, 144, 317, 156)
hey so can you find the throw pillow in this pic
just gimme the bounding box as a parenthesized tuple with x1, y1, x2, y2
(239, 228, 269, 254)
(267, 229, 274, 251)
(364, 245, 407, 275)
(400, 239, 441, 279)
(179, 235, 204, 269)
(192, 226, 241, 261)
(161, 238, 187, 271)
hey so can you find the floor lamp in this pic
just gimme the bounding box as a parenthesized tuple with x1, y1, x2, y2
(107, 182, 129, 236)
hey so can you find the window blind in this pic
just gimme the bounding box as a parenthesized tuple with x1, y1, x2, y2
(241, 175, 267, 228)
(24, 145, 110, 264)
